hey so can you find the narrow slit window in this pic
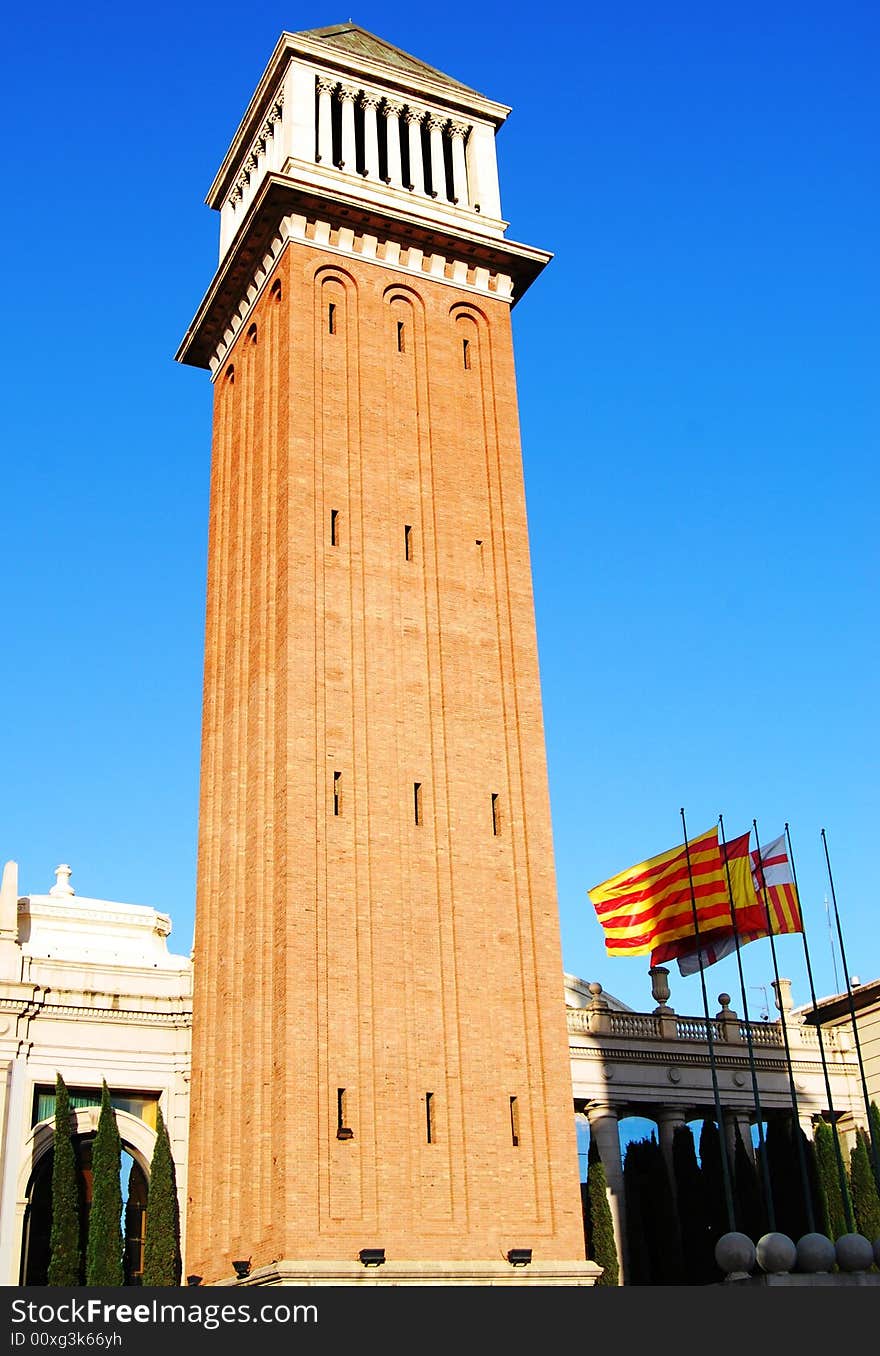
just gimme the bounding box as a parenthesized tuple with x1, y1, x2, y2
(462, 337, 471, 369)
(330, 509, 339, 546)
(336, 1088, 352, 1139)
(491, 793, 501, 837)
(475, 539, 484, 571)
(404, 524, 413, 561)
(509, 1096, 520, 1147)
(333, 771, 342, 816)
(328, 302, 337, 334)
(397, 320, 406, 353)
(413, 782, 423, 826)
(425, 1092, 435, 1143)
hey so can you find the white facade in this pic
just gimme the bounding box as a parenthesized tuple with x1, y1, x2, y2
(0, 862, 192, 1284)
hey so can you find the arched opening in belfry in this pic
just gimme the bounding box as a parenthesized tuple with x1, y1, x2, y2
(20, 1137, 149, 1285)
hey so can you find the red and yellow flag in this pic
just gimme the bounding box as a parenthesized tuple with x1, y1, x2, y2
(650, 830, 802, 975)
(588, 827, 732, 958)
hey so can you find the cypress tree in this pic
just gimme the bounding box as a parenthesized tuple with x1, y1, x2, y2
(672, 1123, 716, 1284)
(47, 1074, 81, 1285)
(142, 1107, 182, 1285)
(623, 1139, 652, 1284)
(814, 1118, 852, 1241)
(733, 1125, 766, 1243)
(623, 1135, 682, 1284)
(86, 1082, 124, 1286)
(698, 1118, 727, 1247)
(583, 1136, 619, 1286)
(850, 1129, 880, 1242)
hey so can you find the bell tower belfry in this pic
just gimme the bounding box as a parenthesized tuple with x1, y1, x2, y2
(178, 23, 596, 1286)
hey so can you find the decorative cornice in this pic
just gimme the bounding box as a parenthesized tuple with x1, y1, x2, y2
(178, 174, 550, 372)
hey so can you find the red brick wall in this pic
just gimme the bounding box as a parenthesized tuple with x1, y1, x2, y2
(187, 244, 585, 1278)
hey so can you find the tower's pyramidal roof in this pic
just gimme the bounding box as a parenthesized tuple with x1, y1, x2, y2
(299, 22, 485, 98)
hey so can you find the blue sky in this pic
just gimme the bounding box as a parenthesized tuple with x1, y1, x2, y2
(1, 1, 877, 1020)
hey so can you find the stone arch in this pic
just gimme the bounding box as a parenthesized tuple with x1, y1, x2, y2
(17, 1110, 157, 1286)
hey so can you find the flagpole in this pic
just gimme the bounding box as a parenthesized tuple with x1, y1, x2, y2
(786, 824, 854, 1232)
(718, 815, 775, 1231)
(821, 828, 880, 1195)
(680, 807, 736, 1233)
(753, 819, 815, 1232)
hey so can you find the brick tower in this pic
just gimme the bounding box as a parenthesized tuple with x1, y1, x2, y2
(177, 24, 595, 1285)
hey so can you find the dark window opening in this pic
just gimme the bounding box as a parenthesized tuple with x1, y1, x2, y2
(420, 121, 434, 196)
(442, 131, 455, 202)
(400, 118, 411, 189)
(333, 770, 342, 816)
(491, 793, 501, 836)
(225, 364, 235, 385)
(337, 1088, 353, 1139)
(413, 782, 423, 826)
(330, 509, 339, 546)
(271, 278, 282, 302)
(331, 94, 342, 167)
(353, 99, 366, 176)
(462, 338, 471, 370)
(404, 524, 413, 560)
(426, 1092, 435, 1143)
(510, 1096, 520, 1147)
(377, 110, 389, 181)
(328, 302, 337, 335)
(247, 323, 257, 345)
(397, 321, 406, 353)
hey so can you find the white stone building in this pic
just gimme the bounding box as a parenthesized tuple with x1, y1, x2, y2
(0, 862, 191, 1284)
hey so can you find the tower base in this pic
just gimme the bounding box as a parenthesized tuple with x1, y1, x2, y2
(218, 1259, 602, 1287)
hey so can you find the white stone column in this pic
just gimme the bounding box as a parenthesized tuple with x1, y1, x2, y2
(0, 1056, 28, 1283)
(427, 113, 446, 199)
(449, 120, 469, 205)
(383, 100, 403, 187)
(405, 106, 425, 194)
(338, 83, 357, 171)
(587, 1102, 626, 1285)
(316, 76, 335, 166)
(361, 93, 380, 179)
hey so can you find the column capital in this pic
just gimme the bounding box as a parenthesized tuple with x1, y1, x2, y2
(426, 113, 446, 134)
(316, 76, 337, 98)
(360, 91, 382, 111)
(337, 83, 359, 103)
(383, 98, 404, 118)
(404, 105, 426, 125)
(448, 120, 470, 140)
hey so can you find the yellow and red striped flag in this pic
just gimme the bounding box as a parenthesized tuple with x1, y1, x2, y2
(650, 830, 802, 975)
(588, 827, 733, 958)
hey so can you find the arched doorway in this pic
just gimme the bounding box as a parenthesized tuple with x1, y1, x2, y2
(20, 1136, 149, 1285)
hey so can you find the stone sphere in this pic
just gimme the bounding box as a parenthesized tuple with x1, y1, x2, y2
(715, 1232, 756, 1276)
(756, 1232, 797, 1274)
(795, 1233, 836, 1273)
(835, 1233, 874, 1272)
